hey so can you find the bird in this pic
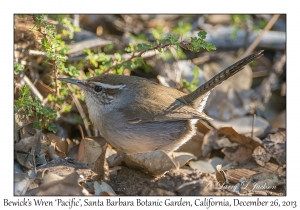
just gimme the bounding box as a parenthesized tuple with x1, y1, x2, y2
(59, 50, 263, 155)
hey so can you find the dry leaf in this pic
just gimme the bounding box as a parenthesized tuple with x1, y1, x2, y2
(124, 151, 178, 176)
(14, 108, 33, 142)
(222, 144, 253, 163)
(106, 146, 118, 167)
(35, 153, 47, 166)
(217, 127, 262, 163)
(262, 129, 286, 166)
(94, 181, 116, 196)
(252, 146, 272, 166)
(172, 152, 196, 167)
(92, 148, 109, 181)
(241, 172, 285, 191)
(78, 137, 107, 168)
(47, 141, 60, 160)
(47, 133, 74, 157)
(26, 172, 90, 195)
(218, 127, 261, 149)
(78, 137, 108, 180)
(14, 136, 37, 153)
(196, 120, 212, 134)
(215, 165, 229, 185)
(40, 170, 63, 184)
(189, 156, 229, 173)
(14, 172, 31, 195)
(201, 129, 218, 157)
(15, 132, 43, 169)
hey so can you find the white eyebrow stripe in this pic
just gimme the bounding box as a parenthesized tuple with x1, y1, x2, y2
(93, 82, 126, 90)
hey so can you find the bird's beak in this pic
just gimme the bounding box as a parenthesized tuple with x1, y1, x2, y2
(58, 78, 87, 90)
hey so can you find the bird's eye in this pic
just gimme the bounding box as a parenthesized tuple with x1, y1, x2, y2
(94, 86, 103, 92)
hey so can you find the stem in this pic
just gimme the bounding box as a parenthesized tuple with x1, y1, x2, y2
(101, 42, 174, 74)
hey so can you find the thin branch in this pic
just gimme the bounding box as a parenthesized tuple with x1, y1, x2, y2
(22, 75, 43, 101)
(14, 47, 47, 57)
(240, 14, 280, 58)
(101, 42, 173, 74)
(251, 114, 256, 139)
(67, 84, 92, 137)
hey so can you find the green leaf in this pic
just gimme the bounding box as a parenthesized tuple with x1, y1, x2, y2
(14, 63, 24, 74)
(114, 52, 122, 62)
(136, 43, 151, 51)
(104, 43, 114, 52)
(197, 31, 207, 39)
(48, 123, 57, 133)
(33, 122, 42, 131)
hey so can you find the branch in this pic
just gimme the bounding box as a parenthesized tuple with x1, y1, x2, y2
(101, 42, 173, 74)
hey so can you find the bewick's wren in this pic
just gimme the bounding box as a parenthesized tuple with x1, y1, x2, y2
(59, 51, 263, 154)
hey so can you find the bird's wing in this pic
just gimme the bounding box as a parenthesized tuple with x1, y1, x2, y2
(119, 93, 212, 124)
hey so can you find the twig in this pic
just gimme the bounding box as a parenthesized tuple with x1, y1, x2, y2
(32, 16, 59, 106)
(14, 47, 47, 57)
(251, 114, 256, 139)
(67, 84, 92, 137)
(240, 14, 280, 58)
(101, 42, 173, 74)
(22, 75, 43, 101)
(78, 125, 85, 139)
(52, 61, 59, 98)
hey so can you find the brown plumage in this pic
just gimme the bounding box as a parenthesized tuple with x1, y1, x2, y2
(59, 50, 263, 154)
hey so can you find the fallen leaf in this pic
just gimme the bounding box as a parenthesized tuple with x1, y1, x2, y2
(189, 156, 229, 173)
(218, 127, 261, 149)
(262, 129, 286, 166)
(78, 137, 107, 168)
(172, 152, 196, 167)
(40, 170, 63, 184)
(92, 147, 109, 181)
(35, 153, 47, 166)
(201, 129, 217, 158)
(14, 172, 31, 195)
(124, 151, 178, 176)
(94, 181, 116, 196)
(47, 133, 74, 157)
(47, 141, 60, 160)
(252, 146, 272, 166)
(215, 165, 229, 185)
(14, 108, 33, 142)
(222, 144, 252, 163)
(105, 146, 119, 168)
(196, 120, 212, 134)
(189, 159, 215, 173)
(14, 136, 37, 153)
(241, 172, 285, 191)
(15, 132, 43, 169)
(26, 172, 90, 195)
